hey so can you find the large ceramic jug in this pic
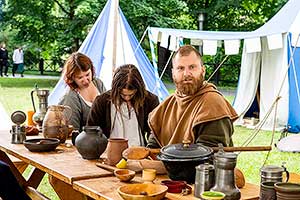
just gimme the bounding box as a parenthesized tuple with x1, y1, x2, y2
(75, 126, 108, 160)
(42, 105, 72, 143)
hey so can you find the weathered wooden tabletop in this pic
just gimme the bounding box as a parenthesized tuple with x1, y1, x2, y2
(0, 130, 112, 185)
(73, 174, 260, 200)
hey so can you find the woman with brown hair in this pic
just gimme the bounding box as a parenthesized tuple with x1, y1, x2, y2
(59, 52, 106, 131)
(51, 52, 106, 200)
(87, 64, 159, 146)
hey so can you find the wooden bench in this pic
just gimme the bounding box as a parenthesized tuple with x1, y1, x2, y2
(8, 155, 28, 173)
(8, 155, 49, 200)
(26, 187, 50, 200)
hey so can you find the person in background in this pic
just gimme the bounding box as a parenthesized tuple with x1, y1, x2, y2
(147, 45, 238, 148)
(87, 64, 159, 147)
(12, 46, 24, 77)
(0, 161, 31, 200)
(59, 52, 106, 132)
(0, 44, 9, 77)
(51, 52, 106, 200)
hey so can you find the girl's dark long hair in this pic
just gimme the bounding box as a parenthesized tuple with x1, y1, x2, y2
(111, 64, 147, 112)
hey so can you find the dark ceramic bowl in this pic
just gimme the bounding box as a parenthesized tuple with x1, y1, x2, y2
(24, 138, 60, 152)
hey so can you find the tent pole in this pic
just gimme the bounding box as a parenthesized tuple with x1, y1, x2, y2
(112, 0, 119, 74)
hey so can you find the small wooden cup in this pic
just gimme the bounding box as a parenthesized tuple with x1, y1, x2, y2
(142, 169, 156, 183)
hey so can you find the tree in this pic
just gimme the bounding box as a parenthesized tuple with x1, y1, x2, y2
(185, 0, 288, 31)
(2, 0, 192, 68)
(0, 0, 290, 82)
(183, 0, 288, 86)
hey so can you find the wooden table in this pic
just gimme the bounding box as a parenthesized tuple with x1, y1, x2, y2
(0, 130, 112, 194)
(73, 174, 260, 200)
(0, 129, 260, 199)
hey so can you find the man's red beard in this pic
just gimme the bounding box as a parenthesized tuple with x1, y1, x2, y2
(174, 75, 204, 95)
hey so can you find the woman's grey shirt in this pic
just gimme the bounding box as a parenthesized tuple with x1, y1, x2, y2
(59, 78, 106, 131)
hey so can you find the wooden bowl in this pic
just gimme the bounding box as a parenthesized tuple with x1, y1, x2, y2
(24, 138, 60, 152)
(117, 183, 168, 200)
(114, 169, 136, 182)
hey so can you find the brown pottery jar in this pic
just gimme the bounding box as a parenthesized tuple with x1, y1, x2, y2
(106, 138, 128, 166)
(274, 182, 300, 200)
(42, 105, 72, 143)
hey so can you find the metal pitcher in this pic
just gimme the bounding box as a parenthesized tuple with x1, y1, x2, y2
(31, 85, 49, 132)
(211, 148, 241, 200)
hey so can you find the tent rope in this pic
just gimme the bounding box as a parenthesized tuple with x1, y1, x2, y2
(239, 96, 281, 148)
(132, 27, 148, 57)
(159, 51, 174, 80)
(158, 50, 229, 81)
(207, 55, 229, 82)
(238, 35, 300, 165)
(262, 98, 279, 166)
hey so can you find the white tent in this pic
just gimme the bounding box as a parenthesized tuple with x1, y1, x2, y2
(148, 0, 300, 132)
(48, 0, 169, 105)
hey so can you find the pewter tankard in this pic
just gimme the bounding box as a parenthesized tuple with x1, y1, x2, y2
(194, 163, 215, 198)
(260, 164, 289, 183)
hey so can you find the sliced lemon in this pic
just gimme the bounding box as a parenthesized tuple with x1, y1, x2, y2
(116, 158, 127, 169)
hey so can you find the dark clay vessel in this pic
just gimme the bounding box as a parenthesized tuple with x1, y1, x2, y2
(274, 182, 300, 200)
(75, 126, 108, 160)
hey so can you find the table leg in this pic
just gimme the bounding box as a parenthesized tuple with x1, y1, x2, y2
(27, 167, 46, 188)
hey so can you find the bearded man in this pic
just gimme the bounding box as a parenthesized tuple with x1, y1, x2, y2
(147, 45, 238, 148)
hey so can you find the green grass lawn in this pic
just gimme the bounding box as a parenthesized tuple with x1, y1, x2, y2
(0, 77, 299, 198)
(0, 77, 60, 199)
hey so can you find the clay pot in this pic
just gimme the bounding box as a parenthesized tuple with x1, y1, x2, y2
(106, 138, 128, 166)
(75, 126, 108, 160)
(274, 182, 300, 200)
(260, 181, 277, 200)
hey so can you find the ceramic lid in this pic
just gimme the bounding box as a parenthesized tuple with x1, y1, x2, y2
(160, 140, 213, 159)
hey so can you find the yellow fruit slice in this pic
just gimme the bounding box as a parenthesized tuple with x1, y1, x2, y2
(116, 158, 127, 169)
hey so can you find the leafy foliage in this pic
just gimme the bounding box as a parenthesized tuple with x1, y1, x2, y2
(0, 0, 289, 85)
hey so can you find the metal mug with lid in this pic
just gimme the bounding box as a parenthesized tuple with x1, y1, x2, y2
(10, 110, 27, 144)
(194, 163, 215, 198)
(260, 163, 289, 183)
